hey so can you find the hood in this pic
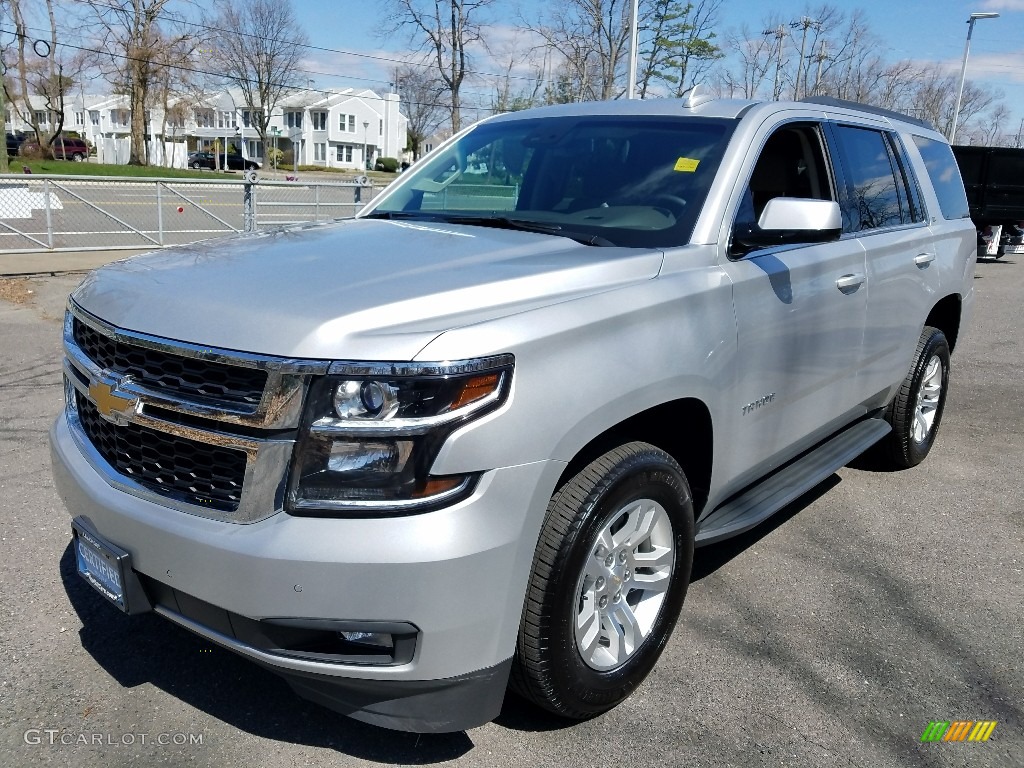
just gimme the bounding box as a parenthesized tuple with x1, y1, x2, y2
(72, 218, 663, 360)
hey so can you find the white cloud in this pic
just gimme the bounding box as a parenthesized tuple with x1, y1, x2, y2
(979, 0, 1024, 10)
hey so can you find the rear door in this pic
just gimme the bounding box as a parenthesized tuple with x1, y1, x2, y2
(826, 123, 937, 407)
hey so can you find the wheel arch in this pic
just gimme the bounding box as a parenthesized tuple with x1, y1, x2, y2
(555, 398, 714, 517)
(926, 294, 962, 352)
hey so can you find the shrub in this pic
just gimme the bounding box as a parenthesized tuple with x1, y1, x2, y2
(265, 147, 284, 167)
(374, 156, 399, 173)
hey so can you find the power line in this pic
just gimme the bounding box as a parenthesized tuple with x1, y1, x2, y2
(0, 25, 497, 113)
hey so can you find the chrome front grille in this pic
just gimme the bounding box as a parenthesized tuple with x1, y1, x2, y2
(63, 302, 329, 523)
(73, 317, 267, 407)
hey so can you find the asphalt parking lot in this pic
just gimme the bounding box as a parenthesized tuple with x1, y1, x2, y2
(0, 255, 1020, 767)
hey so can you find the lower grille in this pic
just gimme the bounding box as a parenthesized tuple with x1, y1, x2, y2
(75, 392, 247, 511)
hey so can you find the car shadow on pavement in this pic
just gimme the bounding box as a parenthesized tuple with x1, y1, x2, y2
(59, 544, 474, 763)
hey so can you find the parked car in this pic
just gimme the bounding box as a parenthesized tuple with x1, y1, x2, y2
(20, 135, 89, 161)
(52, 92, 975, 734)
(6, 131, 28, 157)
(188, 150, 259, 171)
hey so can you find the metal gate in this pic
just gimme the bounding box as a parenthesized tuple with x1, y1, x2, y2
(0, 174, 379, 253)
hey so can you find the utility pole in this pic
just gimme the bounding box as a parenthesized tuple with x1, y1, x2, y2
(807, 40, 829, 98)
(762, 25, 786, 100)
(790, 17, 820, 100)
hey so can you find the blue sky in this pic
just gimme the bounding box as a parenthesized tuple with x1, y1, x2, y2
(292, 0, 1024, 141)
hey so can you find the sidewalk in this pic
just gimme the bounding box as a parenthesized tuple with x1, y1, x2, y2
(0, 249, 149, 276)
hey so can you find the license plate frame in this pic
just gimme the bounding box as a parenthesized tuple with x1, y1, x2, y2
(72, 519, 136, 613)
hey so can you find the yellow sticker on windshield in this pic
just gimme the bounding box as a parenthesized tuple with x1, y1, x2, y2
(674, 157, 700, 172)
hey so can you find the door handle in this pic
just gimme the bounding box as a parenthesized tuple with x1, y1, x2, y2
(836, 273, 866, 292)
(914, 252, 936, 267)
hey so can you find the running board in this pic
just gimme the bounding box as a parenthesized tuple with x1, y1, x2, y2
(695, 418, 891, 547)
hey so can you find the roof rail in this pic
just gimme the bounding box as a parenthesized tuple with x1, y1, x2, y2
(799, 96, 934, 130)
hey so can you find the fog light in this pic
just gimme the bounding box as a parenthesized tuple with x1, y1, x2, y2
(339, 631, 394, 650)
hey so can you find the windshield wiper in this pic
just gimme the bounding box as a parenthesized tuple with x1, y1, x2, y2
(440, 215, 616, 247)
(361, 211, 442, 221)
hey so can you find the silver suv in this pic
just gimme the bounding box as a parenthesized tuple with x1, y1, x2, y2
(51, 93, 975, 733)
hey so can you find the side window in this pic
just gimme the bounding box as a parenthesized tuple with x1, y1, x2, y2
(832, 125, 908, 232)
(887, 134, 927, 224)
(912, 136, 970, 221)
(737, 123, 834, 229)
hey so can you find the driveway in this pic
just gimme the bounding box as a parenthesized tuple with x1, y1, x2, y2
(0, 256, 1020, 767)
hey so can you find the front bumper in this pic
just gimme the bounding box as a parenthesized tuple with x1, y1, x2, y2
(51, 412, 562, 731)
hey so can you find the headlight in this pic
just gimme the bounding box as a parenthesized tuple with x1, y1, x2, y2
(286, 355, 513, 515)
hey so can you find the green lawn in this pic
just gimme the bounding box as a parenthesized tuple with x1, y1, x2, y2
(2, 159, 226, 179)
(1, 159, 398, 184)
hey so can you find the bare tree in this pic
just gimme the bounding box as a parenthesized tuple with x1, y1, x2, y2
(394, 64, 447, 159)
(717, 23, 774, 99)
(527, 0, 634, 102)
(83, 0, 197, 165)
(490, 53, 546, 114)
(210, 0, 309, 161)
(384, 0, 492, 133)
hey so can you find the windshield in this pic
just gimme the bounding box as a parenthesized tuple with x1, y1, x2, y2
(365, 115, 736, 247)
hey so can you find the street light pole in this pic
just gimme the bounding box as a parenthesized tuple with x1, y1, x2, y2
(951, 12, 999, 144)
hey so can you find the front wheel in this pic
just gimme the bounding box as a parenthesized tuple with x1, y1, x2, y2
(878, 326, 950, 469)
(511, 442, 694, 719)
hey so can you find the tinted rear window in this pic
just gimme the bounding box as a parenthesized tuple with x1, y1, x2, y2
(913, 136, 970, 220)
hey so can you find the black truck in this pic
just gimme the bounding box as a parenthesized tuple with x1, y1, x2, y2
(951, 144, 1024, 259)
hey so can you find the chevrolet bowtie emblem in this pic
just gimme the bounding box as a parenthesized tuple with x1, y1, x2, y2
(88, 378, 138, 425)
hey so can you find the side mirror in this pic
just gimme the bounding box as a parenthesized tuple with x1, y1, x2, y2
(731, 198, 842, 256)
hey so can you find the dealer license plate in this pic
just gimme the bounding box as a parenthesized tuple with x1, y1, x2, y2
(73, 523, 129, 612)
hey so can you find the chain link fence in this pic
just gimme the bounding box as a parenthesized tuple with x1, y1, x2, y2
(0, 174, 380, 253)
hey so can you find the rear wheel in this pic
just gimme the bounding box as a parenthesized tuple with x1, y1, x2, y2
(878, 326, 950, 469)
(511, 442, 694, 719)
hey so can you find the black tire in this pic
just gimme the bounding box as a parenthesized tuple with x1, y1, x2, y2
(511, 441, 694, 719)
(191, 161, 202, 170)
(878, 326, 950, 469)
(71, 153, 84, 162)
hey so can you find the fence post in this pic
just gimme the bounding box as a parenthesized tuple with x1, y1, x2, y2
(315, 183, 320, 222)
(243, 173, 256, 232)
(43, 178, 54, 250)
(156, 182, 165, 245)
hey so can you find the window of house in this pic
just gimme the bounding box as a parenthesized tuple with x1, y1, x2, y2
(349, 115, 356, 133)
(336, 144, 353, 162)
(218, 110, 236, 129)
(34, 110, 50, 126)
(89, 111, 100, 126)
(285, 111, 303, 129)
(74, 111, 84, 126)
(194, 109, 213, 128)
(311, 111, 327, 131)
(314, 142, 326, 161)
(379, 119, 383, 136)
(111, 110, 130, 128)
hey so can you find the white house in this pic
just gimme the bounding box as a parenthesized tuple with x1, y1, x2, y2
(6, 86, 408, 170)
